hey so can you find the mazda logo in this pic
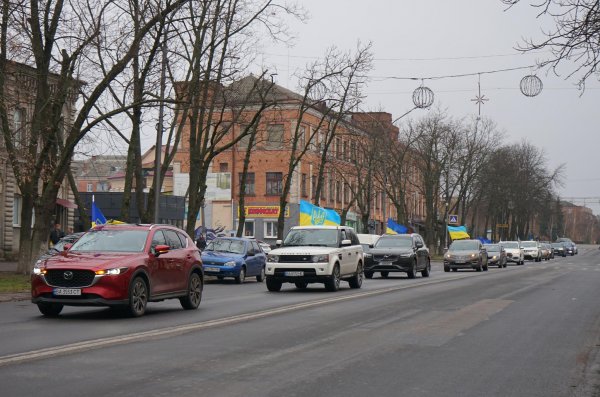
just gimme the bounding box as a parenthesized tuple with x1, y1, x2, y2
(63, 271, 74, 280)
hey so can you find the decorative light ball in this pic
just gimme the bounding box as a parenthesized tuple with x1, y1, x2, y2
(412, 86, 434, 109)
(520, 75, 543, 97)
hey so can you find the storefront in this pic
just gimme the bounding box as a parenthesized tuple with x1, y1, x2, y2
(234, 203, 299, 245)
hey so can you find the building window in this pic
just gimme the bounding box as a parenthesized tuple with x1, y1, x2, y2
(350, 141, 356, 162)
(375, 191, 380, 209)
(264, 220, 278, 238)
(86, 183, 93, 192)
(266, 172, 283, 196)
(297, 125, 306, 149)
(311, 175, 317, 199)
(13, 108, 25, 147)
(301, 173, 308, 197)
(336, 181, 341, 202)
(243, 220, 255, 238)
(329, 176, 334, 203)
(343, 140, 348, 161)
(12, 194, 22, 227)
(336, 138, 342, 159)
(219, 163, 229, 172)
(239, 172, 255, 195)
(266, 124, 284, 149)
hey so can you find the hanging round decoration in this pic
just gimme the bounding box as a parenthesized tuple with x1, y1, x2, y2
(520, 75, 543, 97)
(412, 86, 434, 109)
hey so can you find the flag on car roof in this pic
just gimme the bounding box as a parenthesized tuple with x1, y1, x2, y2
(299, 200, 340, 226)
(448, 225, 470, 240)
(386, 218, 408, 234)
(91, 196, 107, 227)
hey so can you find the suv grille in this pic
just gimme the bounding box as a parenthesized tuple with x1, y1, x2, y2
(46, 270, 95, 287)
(373, 255, 399, 262)
(278, 255, 313, 263)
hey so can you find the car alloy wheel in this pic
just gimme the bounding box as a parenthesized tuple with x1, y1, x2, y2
(128, 277, 148, 317)
(408, 261, 417, 279)
(235, 267, 246, 284)
(256, 267, 265, 282)
(325, 265, 341, 292)
(180, 273, 202, 310)
(348, 263, 364, 289)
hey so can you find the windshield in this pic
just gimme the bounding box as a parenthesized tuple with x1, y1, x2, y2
(374, 237, 412, 249)
(450, 240, 478, 250)
(521, 241, 538, 248)
(552, 243, 563, 248)
(70, 230, 148, 252)
(483, 244, 500, 252)
(205, 239, 246, 254)
(501, 242, 519, 249)
(283, 229, 339, 247)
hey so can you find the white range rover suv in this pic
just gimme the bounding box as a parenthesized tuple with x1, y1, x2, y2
(265, 226, 364, 292)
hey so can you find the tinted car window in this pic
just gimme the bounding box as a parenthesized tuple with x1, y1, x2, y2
(152, 230, 167, 247)
(176, 232, 188, 248)
(375, 236, 412, 248)
(283, 229, 339, 248)
(450, 240, 479, 250)
(484, 244, 500, 252)
(246, 242, 255, 255)
(251, 241, 261, 253)
(163, 230, 183, 249)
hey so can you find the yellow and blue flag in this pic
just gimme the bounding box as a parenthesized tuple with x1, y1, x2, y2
(91, 201, 107, 227)
(299, 200, 340, 226)
(448, 225, 470, 240)
(386, 218, 408, 234)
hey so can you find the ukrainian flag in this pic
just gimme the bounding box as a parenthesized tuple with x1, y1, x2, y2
(91, 201, 107, 227)
(448, 225, 470, 240)
(386, 218, 408, 234)
(299, 200, 340, 226)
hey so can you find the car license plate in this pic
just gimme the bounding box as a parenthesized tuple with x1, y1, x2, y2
(53, 288, 81, 296)
(284, 271, 304, 277)
(455, 260, 465, 264)
(380, 261, 392, 266)
(205, 267, 220, 272)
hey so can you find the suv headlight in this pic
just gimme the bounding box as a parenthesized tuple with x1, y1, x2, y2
(312, 254, 329, 263)
(96, 267, 128, 276)
(33, 266, 47, 275)
(267, 255, 279, 263)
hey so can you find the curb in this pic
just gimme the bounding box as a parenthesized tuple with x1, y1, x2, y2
(0, 293, 30, 303)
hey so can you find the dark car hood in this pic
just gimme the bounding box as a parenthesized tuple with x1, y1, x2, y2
(41, 251, 144, 270)
(369, 248, 413, 255)
(201, 251, 244, 263)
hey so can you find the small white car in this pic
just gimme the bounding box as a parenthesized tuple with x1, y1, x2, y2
(500, 241, 524, 265)
(265, 226, 364, 292)
(521, 241, 541, 262)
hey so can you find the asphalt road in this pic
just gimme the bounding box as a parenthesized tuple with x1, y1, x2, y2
(1, 246, 599, 397)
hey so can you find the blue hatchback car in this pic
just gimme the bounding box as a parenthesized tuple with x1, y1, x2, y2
(201, 237, 266, 284)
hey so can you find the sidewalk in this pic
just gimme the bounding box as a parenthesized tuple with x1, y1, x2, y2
(0, 260, 29, 302)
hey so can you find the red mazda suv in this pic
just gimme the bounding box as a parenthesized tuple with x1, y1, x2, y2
(32, 224, 203, 317)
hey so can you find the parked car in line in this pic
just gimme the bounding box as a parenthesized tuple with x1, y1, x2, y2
(483, 243, 507, 268)
(539, 243, 553, 260)
(500, 241, 524, 265)
(444, 239, 489, 272)
(551, 242, 567, 257)
(521, 241, 542, 262)
(365, 234, 430, 279)
(257, 240, 272, 254)
(201, 237, 266, 284)
(31, 224, 203, 317)
(357, 233, 381, 278)
(557, 237, 577, 255)
(265, 226, 364, 292)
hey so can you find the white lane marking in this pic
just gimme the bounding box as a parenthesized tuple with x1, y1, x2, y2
(0, 273, 481, 367)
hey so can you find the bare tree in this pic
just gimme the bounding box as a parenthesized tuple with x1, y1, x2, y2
(504, 0, 600, 87)
(0, 0, 187, 273)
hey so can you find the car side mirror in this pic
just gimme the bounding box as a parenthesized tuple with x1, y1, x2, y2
(341, 239, 352, 247)
(369, 244, 374, 249)
(415, 242, 423, 249)
(153, 244, 170, 257)
(276, 240, 282, 247)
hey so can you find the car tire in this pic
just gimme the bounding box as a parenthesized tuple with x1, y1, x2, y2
(180, 272, 202, 310)
(37, 302, 63, 317)
(256, 267, 265, 283)
(407, 260, 417, 279)
(127, 276, 148, 317)
(295, 281, 308, 289)
(380, 271, 389, 278)
(444, 265, 450, 272)
(348, 263, 364, 289)
(421, 260, 431, 277)
(266, 277, 282, 292)
(235, 267, 246, 284)
(217, 276, 224, 281)
(365, 271, 374, 279)
(325, 264, 341, 292)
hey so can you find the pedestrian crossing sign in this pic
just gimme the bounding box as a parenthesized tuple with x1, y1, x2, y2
(448, 215, 458, 224)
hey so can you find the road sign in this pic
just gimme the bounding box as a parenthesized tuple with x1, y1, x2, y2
(496, 224, 509, 228)
(448, 215, 458, 224)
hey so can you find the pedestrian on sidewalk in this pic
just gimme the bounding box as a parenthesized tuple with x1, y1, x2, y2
(49, 223, 65, 247)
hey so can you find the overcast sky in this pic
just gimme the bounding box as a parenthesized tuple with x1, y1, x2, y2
(256, 0, 600, 213)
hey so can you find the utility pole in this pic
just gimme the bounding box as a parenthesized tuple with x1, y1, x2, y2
(153, 27, 167, 224)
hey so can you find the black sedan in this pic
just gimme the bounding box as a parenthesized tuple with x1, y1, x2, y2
(364, 234, 430, 279)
